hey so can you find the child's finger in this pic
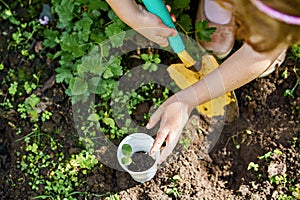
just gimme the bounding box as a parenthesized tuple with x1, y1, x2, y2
(146, 106, 164, 129)
(170, 13, 176, 22)
(166, 4, 171, 13)
(150, 128, 169, 155)
(166, 5, 176, 22)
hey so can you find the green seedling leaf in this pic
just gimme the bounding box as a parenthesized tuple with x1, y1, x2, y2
(71, 77, 88, 95)
(122, 144, 132, 157)
(55, 68, 73, 83)
(60, 33, 85, 58)
(74, 14, 93, 42)
(247, 162, 259, 171)
(141, 53, 149, 61)
(81, 53, 103, 74)
(195, 20, 216, 42)
(273, 149, 283, 155)
(121, 157, 132, 166)
(153, 57, 161, 64)
(103, 117, 115, 128)
(88, 113, 100, 122)
(105, 23, 126, 47)
(55, 0, 74, 29)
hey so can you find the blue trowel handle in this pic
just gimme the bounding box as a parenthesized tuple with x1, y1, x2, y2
(141, 0, 185, 53)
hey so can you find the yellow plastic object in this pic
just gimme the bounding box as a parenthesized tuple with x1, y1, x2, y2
(167, 54, 237, 118)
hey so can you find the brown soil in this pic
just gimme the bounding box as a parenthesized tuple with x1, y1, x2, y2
(1, 47, 299, 199)
(0, 3, 299, 200)
(127, 152, 156, 172)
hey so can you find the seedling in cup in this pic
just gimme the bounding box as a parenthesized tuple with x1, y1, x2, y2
(121, 144, 133, 165)
(117, 133, 160, 183)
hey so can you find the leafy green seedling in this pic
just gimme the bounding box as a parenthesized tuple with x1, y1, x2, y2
(283, 67, 300, 99)
(141, 53, 160, 72)
(195, 20, 216, 42)
(121, 144, 133, 166)
(247, 162, 259, 171)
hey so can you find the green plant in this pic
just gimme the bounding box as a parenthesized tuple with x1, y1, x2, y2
(270, 174, 288, 186)
(0, 99, 13, 109)
(247, 162, 259, 172)
(140, 53, 161, 72)
(19, 131, 100, 199)
(43, 0, 128, 102)
(195, 20, 216, 42)
(8, 81, 18, 96)
(121, 144, 133, 165)
(165, 174, 181, 198)
(258, 149, 282, 161)
(0, 0, 20, 25)
(17, 94, 40, 121)
(284, 67, 300, 99)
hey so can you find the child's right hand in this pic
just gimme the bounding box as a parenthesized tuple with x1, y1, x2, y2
(107, 0, 177, 47)
(130, 4, 177, 47)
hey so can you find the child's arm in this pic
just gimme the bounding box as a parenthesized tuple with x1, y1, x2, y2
(106, 0, 176, 47)
(148, 42, 288, 161)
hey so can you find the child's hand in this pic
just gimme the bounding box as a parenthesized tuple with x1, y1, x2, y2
(147, 91, 194, 163)
(107, 0, 177, 47)
(132, 4, 177, 47)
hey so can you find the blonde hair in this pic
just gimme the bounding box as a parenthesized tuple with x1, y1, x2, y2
(225, 0, 300, 52)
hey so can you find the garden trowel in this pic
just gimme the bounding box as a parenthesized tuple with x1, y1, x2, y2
(142, 0, 239, 121)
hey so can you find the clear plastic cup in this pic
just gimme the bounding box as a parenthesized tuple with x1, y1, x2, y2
(117, 133, 160, 183)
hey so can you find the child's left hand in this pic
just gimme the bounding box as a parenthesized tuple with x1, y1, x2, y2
(147, 91, 193, 163)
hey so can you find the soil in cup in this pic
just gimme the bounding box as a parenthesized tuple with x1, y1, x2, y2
(127, 151, 156, 172)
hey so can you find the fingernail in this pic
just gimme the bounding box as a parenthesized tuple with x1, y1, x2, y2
(146, 123, 150, 129)
(150, 147, 156, 155)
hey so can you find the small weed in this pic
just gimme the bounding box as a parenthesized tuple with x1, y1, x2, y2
(284, 67, 300, 99)
(165, 174, 181, 198)
(179, 136, 191, 149)
(8, 81, 18, 96)
(140, 53, 160, 72)
(258, 149, 282, 161)
(41, 110, 52, 122)
(247, 162, 259, 172)
(17, 94, 40, 121)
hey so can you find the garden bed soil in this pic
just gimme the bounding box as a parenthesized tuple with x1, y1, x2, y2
(0, 2, 300, 199)
(1, 45, 299, 199)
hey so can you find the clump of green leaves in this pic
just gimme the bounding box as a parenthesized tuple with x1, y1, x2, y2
(165, 174, 181, 198)
(17, 94, 40, 121)
(43, 0, 128, 103)
(247, 162, 259, 171)
(19, 134, 99, 199)
(141, 53, 161, 72)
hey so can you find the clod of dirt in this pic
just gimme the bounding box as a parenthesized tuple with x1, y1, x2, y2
(267, 161, 287, 178)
